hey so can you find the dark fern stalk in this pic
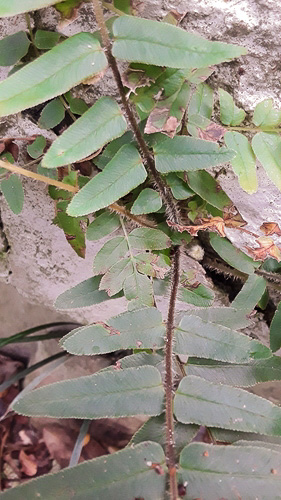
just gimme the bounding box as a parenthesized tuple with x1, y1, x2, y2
(91, 1, 181, 497)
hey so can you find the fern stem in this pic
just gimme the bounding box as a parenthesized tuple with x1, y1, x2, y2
(92, 3, 181, 496)
(91, 0, 180, 226)
(165, 245, 181, 499)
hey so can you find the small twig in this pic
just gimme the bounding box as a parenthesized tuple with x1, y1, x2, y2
(109, 202, 156, 228)
(227, 125, 281, 132)
(59, 95, 77, 122)
(25, 12, 39, 57)
(101, 0, 126, 16)
(0, 159, 78, 193)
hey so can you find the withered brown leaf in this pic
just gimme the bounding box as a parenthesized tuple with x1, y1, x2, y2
(260, 222, 281, 236)
(168, 217, 226, 237)
(245, 236, 281, 262)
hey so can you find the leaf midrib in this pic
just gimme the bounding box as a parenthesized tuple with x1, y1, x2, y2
(115, 36, 236, 58)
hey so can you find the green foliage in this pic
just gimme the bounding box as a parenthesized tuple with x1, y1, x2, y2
(27, 136, 46, 158)
(13, 366, 164, 418)
(174, 375, 281, 435)
(87, 212, 120, 240)
(38, 99, 65, 129)
(0, 33, 107, 117)
(174, 315, 271, 362)
(186, 170, 231, 209)
(67, 144, 145, 215)
(178, 283, 214, 307)
(131, 188, 162, 214)
(154, 136, 235, 173)
(231, 274, 267, 312)
(43, 97, 126, 168)
(0, 0, 61, 15)
(253, 99, 281, 127)
(218, 88, 246, 125)
(64, 91, 89, 115)
(112, 16, 247, 68)
(209, 232, 259, 274)
(270, 301, 281, 352)
(252, 132, 281, 190)
(224, 131, 258, 193)
(179, 442, 281, 500)
(0, 31, 30, 66)
(34, 29, 60, 49)
(0, 442, 166, 500)
(60, 307, 165, 354)
(1, 174, 24, 214)
(187, 356, 281, 387)
(55, 276, 123, 309)
(2, 3, 281, 498)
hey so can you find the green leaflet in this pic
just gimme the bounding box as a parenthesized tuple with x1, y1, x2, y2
(0, 31, 30, 66)
(128, 228, 171, 250)
(174, 315, 271, 362)
(34, 30, 61, 50)
(13, 366, 164, 419)
(186, 306, 252, 330)
(93, 237, 128, 274)
(253, 99, 281, 127)
(99, 258, 132, 296)
(218, 88, 246, 126)
(270, 302, 281, 352)
(0, 34, 107, 117)
(53, 203, 87, 258)
(209, 232, 259, 274)
(42, 97, 126, 168)
(153, 136, 235, 173)
(114, 0, 131, 14)
(174, 375, 281, 435)
(224, 131, 258, 193)
(38, 99, 65, 129)
(0, 0, 62, 16)
(86, 212, 120, 241)
(186, 170, 231, 210)
(1, 174, 24, 214)
(178, 284, 214, 308)
(165, 173, 194, 200)
(54, 276, 123, 310)
(187, 356, 281, 387)
(252, 132, 281, 191)
(0, 442, 166, 500)
(60, 307, 165, 355)
(231, 274, 266, 312)
(64, 91, 89, 115)
(131, 415, 198, 457)
(131, 188, 162, 214)
(112, 16, 246, 68)
(210, 428, 281, 445)
(179, 442, 281, 500)
(187, 83, 213, 137)
(67, 144, 146, 216)
(188, 84, 213, 119)
(124, 271, 154, 310)
(27, 136, 46, 159)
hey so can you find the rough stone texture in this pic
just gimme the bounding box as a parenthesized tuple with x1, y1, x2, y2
(1, 0, 280, 337)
